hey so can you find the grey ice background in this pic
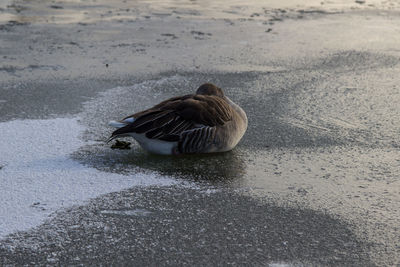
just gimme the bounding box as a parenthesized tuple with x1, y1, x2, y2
(0, 0, 400, 266)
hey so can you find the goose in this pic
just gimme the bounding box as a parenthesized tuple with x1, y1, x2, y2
(107, 83, 247, 155)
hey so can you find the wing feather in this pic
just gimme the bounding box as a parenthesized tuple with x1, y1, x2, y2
(110, 94, 232, 143)
(178, 126, 216, 153)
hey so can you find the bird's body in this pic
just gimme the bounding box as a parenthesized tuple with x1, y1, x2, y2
(108, 83, 247, 155)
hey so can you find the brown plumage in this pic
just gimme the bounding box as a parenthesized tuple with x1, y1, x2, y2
(108, 83, 247, 155)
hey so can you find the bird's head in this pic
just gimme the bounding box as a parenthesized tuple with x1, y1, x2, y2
(196, 83, 224, 97)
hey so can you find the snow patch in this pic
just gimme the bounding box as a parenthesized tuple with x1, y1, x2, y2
(0, 118, 178, 238)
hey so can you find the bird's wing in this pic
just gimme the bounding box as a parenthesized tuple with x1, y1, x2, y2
(178, 126, 217, 154)
(109, 94, 233, 142)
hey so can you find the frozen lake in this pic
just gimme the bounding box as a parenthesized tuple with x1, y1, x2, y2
(1, 0, 399, 265)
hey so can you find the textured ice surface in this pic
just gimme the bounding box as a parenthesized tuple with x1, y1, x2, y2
(0, 118, 178, 238)
(99, 209, 153, 217)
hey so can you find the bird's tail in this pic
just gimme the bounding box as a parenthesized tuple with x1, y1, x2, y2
(108, 117, 135, 129)
(106, 117, 136, 143)
(108, 120, 128, 129)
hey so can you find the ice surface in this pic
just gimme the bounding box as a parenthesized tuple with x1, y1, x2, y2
(268, 263, 294, 267)
(99, 209, 153, 217)
(0, 118, 178, 238)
